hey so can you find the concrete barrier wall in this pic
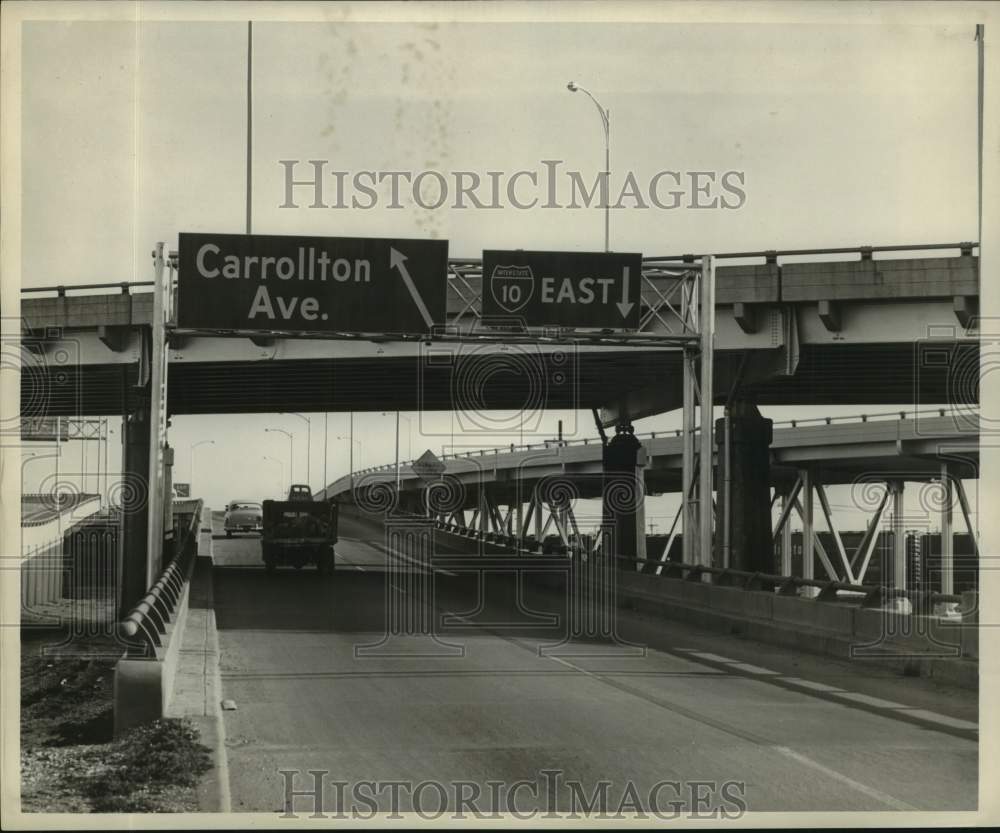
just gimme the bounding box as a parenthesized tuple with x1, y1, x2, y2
(611, 569, 977, 688)
(21, 539, 64, 608)
(113, 506, 212, 735)
(114, 579, 191, 735)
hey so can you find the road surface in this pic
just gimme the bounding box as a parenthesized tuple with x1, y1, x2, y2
(210, 510, 977, 816)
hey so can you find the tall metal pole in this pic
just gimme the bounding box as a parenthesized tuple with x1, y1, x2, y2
(323, 413, 328, 500)
(604, 107, 610, 253)
(246, 20, 253, 235)
(146, 243, 169, 586)
(349, 412, 354, 491)
(566, 82, 610, 252)
(287, 413, 311, 488)
(265, 428, 294, 484)
(698, 256, 716, 567)
(395, 411, 401, 492)
(681, 352, 695, 565)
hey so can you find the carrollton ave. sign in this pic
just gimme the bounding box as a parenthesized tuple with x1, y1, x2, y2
(177, 232, 448, 334)
(482, 249, 643, 329)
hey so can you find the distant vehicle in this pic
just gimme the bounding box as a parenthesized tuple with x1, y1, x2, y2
(541, 534, 567, 555)
(261, 498, 338, 574)
(287, 484, 313, 502)
(224, 500, 263, 537)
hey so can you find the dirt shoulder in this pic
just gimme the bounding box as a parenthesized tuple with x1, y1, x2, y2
(20, 631, 212, 813)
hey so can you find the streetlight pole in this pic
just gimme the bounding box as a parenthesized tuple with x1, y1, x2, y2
(566, 81, 610, 252)
(286, 413, 311, 489)
(399, 413, 412, 461)
(265, 428, 294, 484)
(336, 431, 362, 492)
(189, 440, 215, 493)
(262, 455, 284, 496)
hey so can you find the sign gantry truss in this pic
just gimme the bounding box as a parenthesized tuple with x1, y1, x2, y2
(149, 243, 716, 579)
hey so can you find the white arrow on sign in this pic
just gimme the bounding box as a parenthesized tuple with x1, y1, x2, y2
(389, 247, 435, 329)
(616, 266, 634, 319)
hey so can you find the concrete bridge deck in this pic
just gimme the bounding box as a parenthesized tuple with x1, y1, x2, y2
(321, 410, 980, 505)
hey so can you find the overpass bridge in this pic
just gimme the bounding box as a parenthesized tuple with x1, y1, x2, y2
(19, 243, 979, 418)
(15, 240, 982, 745)
(320, 408, 979, 597)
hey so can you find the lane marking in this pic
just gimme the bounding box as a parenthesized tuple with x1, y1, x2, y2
(782, 677, 846, 693)
(772, 746, 918, 811)
(541, 652, 917, 810)
(832, 692, 908, 710)
(687, 651, 738, 664)
(371, 538, 458, 577)
(727, 662, 780, 676)
(903, 710, 979, 732)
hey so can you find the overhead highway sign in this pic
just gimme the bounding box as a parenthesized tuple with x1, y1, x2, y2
(177, 232, 448, 334)
(482, 249, 642, 329)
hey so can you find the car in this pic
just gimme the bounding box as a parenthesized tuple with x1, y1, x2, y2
(224, 500, 263, 537)
(287, 484, 313, 502)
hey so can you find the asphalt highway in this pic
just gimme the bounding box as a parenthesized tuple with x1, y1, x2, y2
(210, 510, 977, 817)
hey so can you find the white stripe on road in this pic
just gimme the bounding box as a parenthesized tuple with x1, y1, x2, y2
(727, 662, 780, 675)
(903, 710, 978, 732)
(831, 692, 908, 710)
(772, 746, 917, 811)
(782, 677, 847, 693)
(543, 653, 917, 811)
(685, 651, 737, 664)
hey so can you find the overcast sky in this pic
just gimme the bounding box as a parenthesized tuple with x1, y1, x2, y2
(18, 16, 982, 523)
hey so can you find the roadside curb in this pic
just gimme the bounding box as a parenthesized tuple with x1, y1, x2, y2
(167, 510, 231, 812)
(191, 606, 231, 813)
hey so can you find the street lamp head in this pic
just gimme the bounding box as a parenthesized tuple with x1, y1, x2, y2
(567, 81, 578, 92)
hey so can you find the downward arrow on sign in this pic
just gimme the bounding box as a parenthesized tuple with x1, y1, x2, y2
(616, 266, 634, 318)
(389, 247, 435, 330)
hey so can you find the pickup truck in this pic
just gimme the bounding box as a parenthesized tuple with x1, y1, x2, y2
(260, 496, 338, 574)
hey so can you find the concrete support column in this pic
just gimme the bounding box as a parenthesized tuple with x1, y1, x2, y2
(714, 402, 773, 573)
(890, 480, 911, 613)
(602, 423, 647, 571)
(799, 469, 816, 597)
(160, 445, 175, 574)
(118, 405, 151, 620)
(940, 464, 954, 596)
(781, 489, 794, 576)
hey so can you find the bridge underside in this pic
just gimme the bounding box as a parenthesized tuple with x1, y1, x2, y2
(23, 342, 978, 417)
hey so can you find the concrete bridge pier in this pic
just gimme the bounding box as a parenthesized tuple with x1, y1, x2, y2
(118, 401, 151, 620)
(601, 422, 647, 570)
(715, 401, 774, 573)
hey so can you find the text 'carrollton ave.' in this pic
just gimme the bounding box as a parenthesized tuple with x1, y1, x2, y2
(176, 232, 448, 334)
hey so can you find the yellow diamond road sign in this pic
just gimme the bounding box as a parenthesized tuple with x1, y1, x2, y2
(411, 449, 446, 479)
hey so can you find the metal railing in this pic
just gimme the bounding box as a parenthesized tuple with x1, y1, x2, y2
(20, 241, 978, 297)
(119, 499, 203, 656)
(346, 406, 978, 478)
(423, 518, 968, 613)
(619, 557, 966, 610)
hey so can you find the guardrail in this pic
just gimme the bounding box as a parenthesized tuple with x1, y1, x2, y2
(619, 557, 965, 610)
(347, 406, 979, 477)
(422, 519, 968, 613)
(19, 241, 978, 297)
(119, 499, 203, 655)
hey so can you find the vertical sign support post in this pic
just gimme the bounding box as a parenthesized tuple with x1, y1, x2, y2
(698, 256, 716, 568)
(146, 243, 170, 586)
(680, 256, 715, 572)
